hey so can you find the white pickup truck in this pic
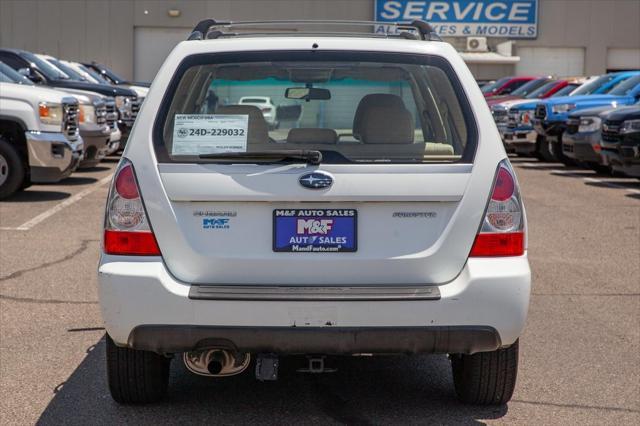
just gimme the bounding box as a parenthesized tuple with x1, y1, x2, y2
(0, 65, 83, 199)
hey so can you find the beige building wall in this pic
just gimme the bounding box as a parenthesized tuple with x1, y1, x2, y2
(0, 0, 639, 80)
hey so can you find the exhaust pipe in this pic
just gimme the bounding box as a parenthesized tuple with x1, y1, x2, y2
(206, 351, 225, 375)
(183, 348, 250, 377)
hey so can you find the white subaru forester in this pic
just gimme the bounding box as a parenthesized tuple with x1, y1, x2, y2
(98, 19, 530, 405)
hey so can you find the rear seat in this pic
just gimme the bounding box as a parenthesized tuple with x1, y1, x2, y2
(353, 93, 414, 145)
(215, 99, 454, 157)
(353, 93, 454, 156)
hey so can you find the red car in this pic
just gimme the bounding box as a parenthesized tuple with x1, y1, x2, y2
(481, 76, 537, 98)
(486, 78, 581, 107)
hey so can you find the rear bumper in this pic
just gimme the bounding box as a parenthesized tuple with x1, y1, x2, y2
(129, 325, 501, 355)
(98, 255, 531, 355)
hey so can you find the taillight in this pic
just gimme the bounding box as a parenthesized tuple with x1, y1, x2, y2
(470, 160, 525, 257)
(103, 159, 161, 256)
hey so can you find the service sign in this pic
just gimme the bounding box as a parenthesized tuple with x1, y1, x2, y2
(375, 0, 538, 38)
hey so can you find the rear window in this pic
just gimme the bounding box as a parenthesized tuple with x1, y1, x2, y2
(154, 51, 476, 164)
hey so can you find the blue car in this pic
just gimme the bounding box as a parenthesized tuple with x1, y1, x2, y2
(501, 84, 579, 160)
(533, 71, 640, 163)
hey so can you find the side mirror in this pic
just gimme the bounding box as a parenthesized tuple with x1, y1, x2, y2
(19, 67, 43, 83)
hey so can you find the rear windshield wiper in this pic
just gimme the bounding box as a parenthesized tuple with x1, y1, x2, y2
(199, 150, 322, 165)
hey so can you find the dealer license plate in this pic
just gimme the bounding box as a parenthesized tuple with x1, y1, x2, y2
(273, 209, 357, 252)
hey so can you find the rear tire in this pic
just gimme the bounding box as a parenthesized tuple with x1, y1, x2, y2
(450, 339, 519, 405)
(105, 334, 171, 404)
(0, 137, 25, 200)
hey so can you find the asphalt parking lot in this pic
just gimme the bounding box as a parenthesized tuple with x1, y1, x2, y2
(0, 156, 638, 425)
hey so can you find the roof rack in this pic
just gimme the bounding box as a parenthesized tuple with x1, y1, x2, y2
(187, 19, 442, 42)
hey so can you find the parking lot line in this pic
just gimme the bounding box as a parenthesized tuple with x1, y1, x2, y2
(549, 170, 640, 194)
(0, 174, 113, 231)
(581, 177, 640, 193)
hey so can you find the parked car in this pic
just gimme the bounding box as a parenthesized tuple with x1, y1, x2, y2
(82, 61, 151, 93)
(34, 55, 119, 168)
(496, 83, 581, 159)
(533, 71, 640, 164)
(0, 49, 136, 99)
(561, 104, 625, 172)
(238, 96, 278, 129)
(98, 19, 530, 406)
(0, 49, 140, 147)
(487, 77, 582, 107)
(486, 77, 552, 107)
(56, 61, 127, 156)
(64, 60, 148, 99)
(481, 76, 536, 98)
(599, 105, 640, 178)
(0, 66, 82, 199)
(492, 80, 581, 138)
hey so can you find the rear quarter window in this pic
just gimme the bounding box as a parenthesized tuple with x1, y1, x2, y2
(153, 51, 477, 164)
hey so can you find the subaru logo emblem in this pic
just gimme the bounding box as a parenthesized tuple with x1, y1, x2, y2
(299, 172, 333, 189)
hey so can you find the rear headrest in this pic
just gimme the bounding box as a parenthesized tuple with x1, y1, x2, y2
(215, 105, 268, 144)
(287, 128, 338, 144)
(353, 94, 414, 144)
(353, 94, 406, 141)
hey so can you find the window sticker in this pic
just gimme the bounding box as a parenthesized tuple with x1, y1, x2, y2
(172, 114, 249, 155)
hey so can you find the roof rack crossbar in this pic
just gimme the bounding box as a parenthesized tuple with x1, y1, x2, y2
(187, 19, 442, 42)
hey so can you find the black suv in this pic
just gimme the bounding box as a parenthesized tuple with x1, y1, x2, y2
(562, 105, 618, 173)
(600, 105, 640, 178)
(83, 62, 150, 88)
(0, 49, 136, 98)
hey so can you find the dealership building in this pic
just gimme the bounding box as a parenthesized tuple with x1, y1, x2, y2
(0, 0, 639, 82)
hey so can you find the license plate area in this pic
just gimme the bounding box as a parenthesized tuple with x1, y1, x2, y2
(273, 209, 357, 253)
